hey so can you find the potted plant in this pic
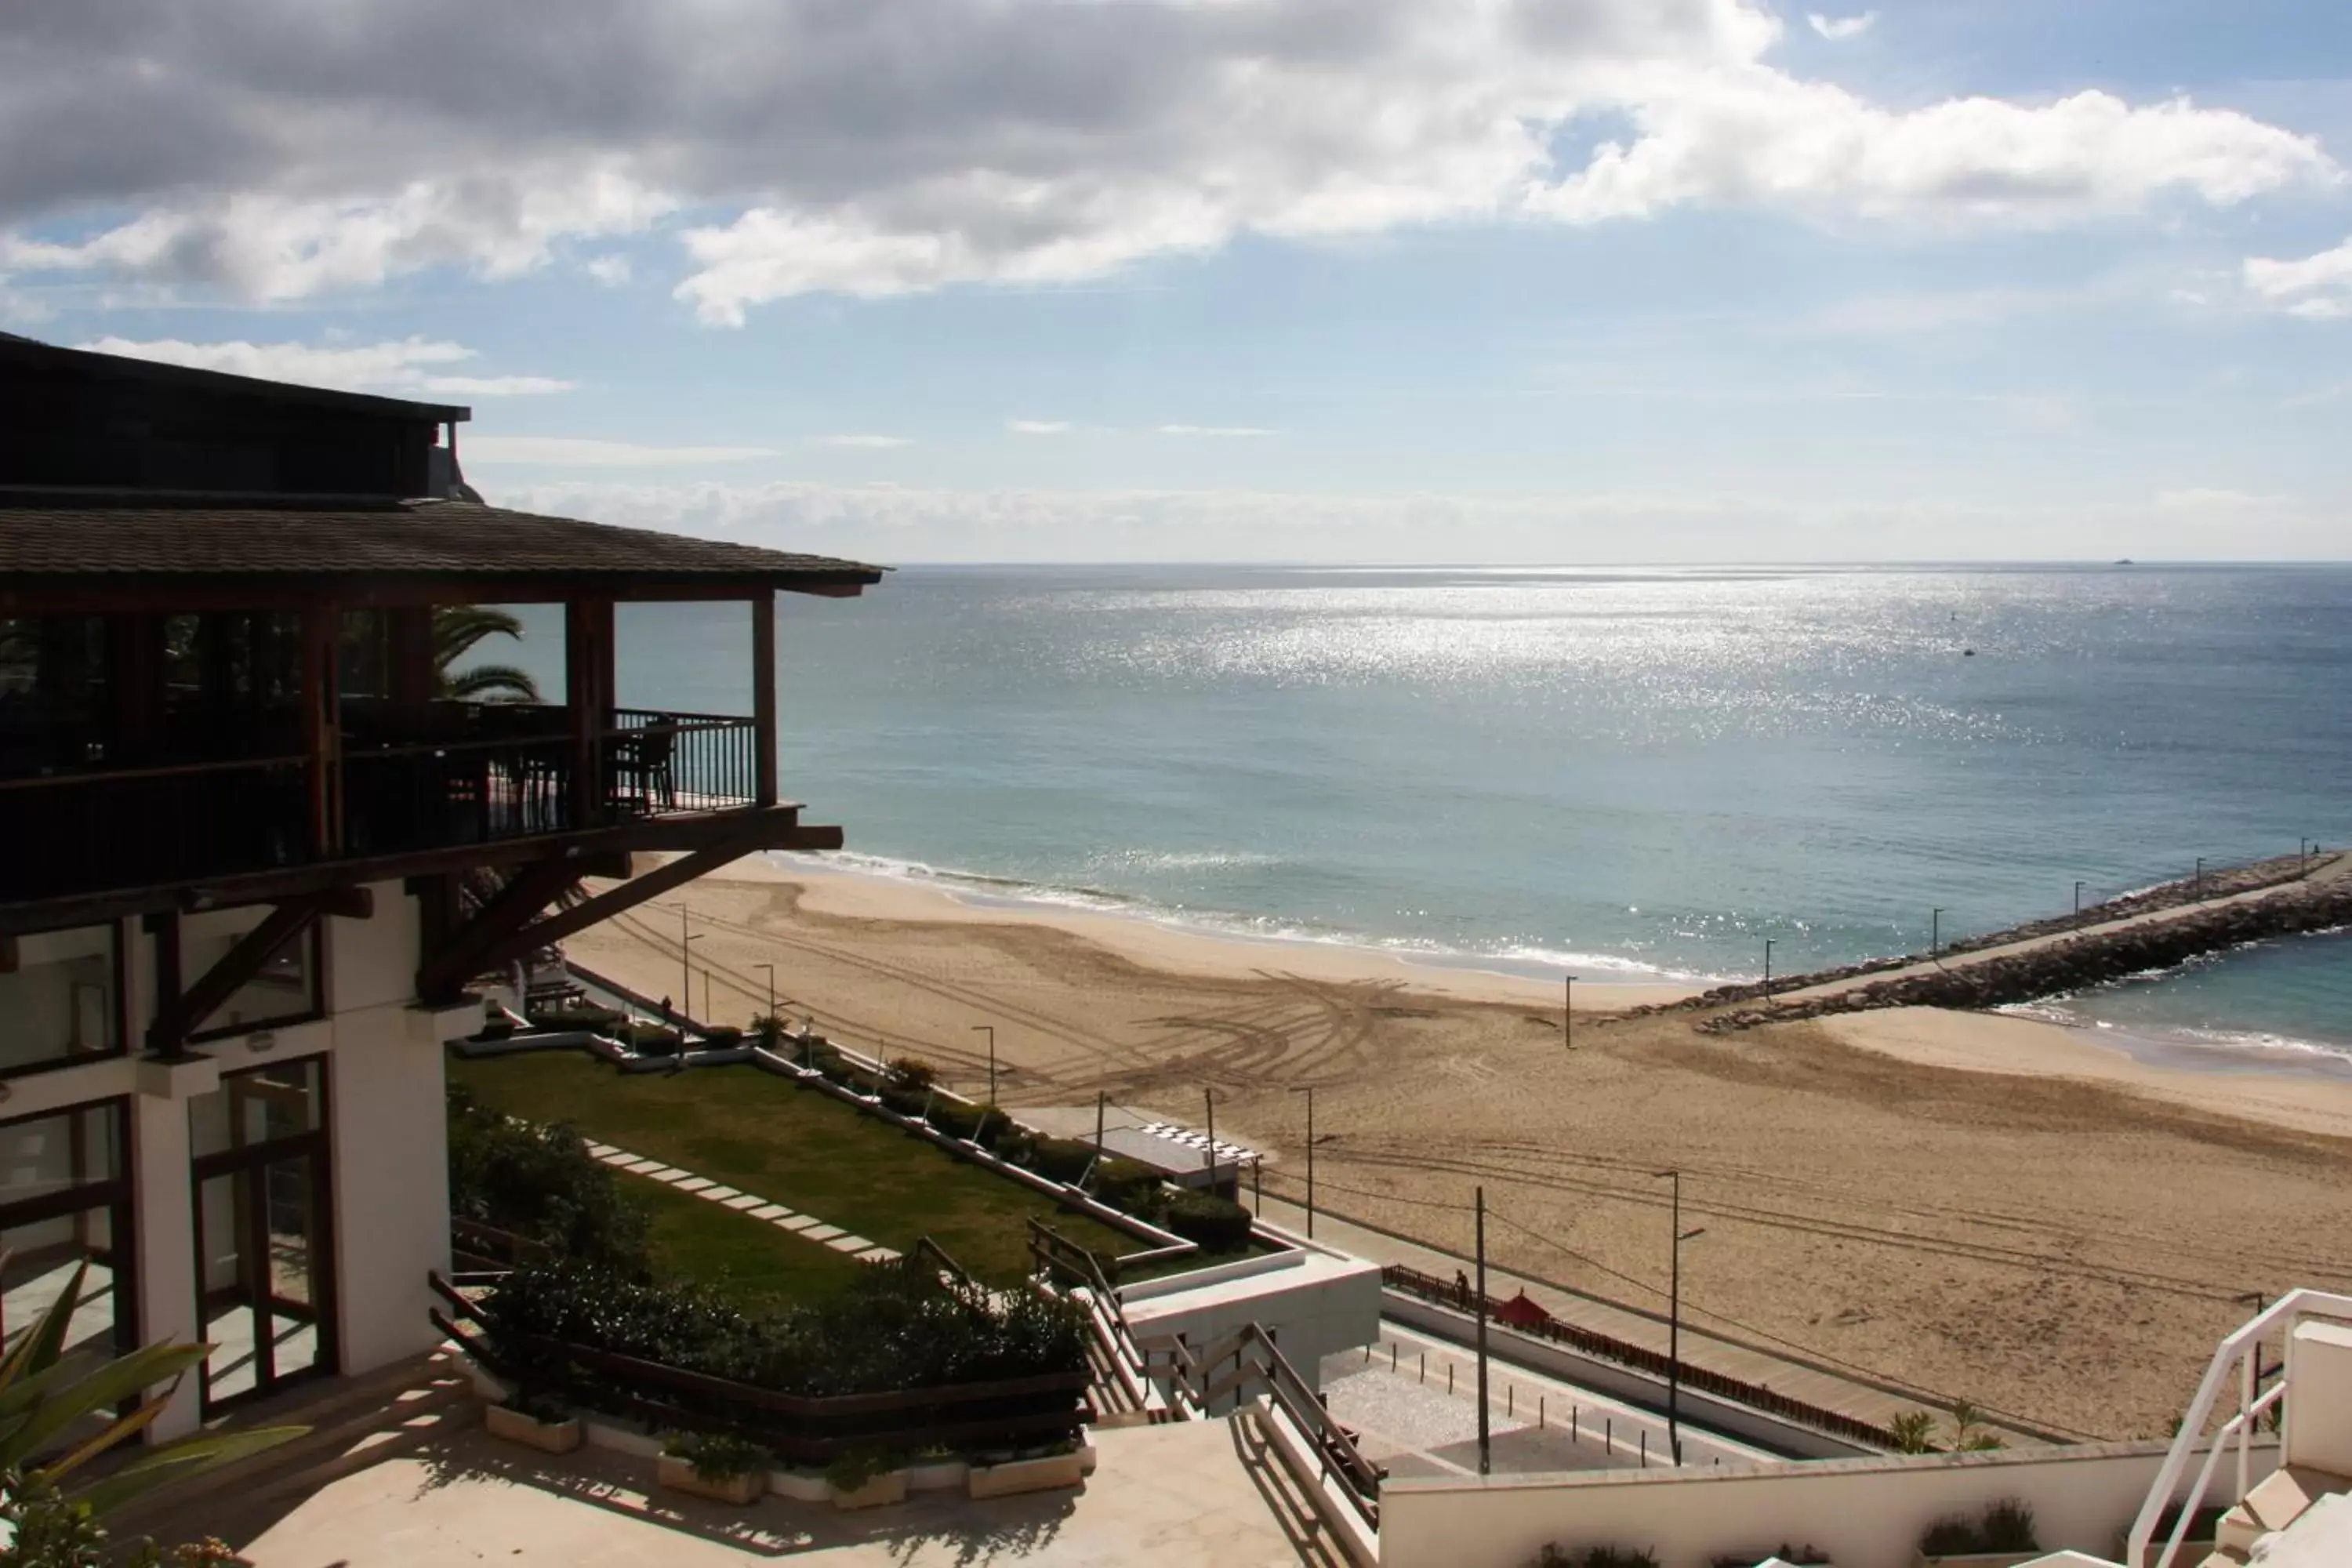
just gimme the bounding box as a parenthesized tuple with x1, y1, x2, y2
(825, 1447, 908, 1511)
(967, 1439, 1091, 1500)
(657, 1431, 770, 1506)
(484, 1390, 583, 1454)
(1711, 1546, 1831, 1567)
(1917, 1500, 2042, 1566)
(1528, 1547, 1660, 1568)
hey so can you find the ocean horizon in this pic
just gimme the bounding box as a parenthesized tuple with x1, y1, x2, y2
(485, 561, 2352, 1062)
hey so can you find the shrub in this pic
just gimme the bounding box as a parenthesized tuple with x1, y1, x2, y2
(929, 1099, 983, 1140)
(446, 1084, 651, 1273)
(879, 1082, 931, 1118)
(888, 1057, 937, 1091)
(1162, 1189, 1253, 1251)
(622, 1022, 682, 1056)
(480, 1255, 1089, 1403)
(1530, 1547, 1659, 1568)
(746, 1012, 789, 1051)
(663, 1429, 771, 1481)
(1090, 1159, 1167, 1218)
(699, 1025, 744, 1049)
(1918, 1518, 1978, 1558)
(528, 996, 624, 1032)
(1029, 1138, 1098, 1185)
(1711, 1548, 1828, 1568)
(1887, 1409, 1938, 1452)
(824, 1447, 897, 1493)
(1978, 1500, 2038, 1552)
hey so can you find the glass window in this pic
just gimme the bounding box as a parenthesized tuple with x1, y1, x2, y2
(183, 916, 321, 1042)
(0, 1103, 122, 1209)
(189, 1058, 325, 1160)
(0, 1100, 131, 1363)
(0, 924, 120, 1076)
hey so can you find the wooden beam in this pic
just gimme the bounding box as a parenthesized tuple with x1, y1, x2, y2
(413, 858, 585, 1003)
(147, 898, 321, 1052)
(315, 884, 375, 920)
(459, 826, 784, 986)
(751, 590, 778, 807)
(2, 805, 832, 936)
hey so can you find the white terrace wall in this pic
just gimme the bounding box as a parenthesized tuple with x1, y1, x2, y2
(1380, 1439, 2278, 1568)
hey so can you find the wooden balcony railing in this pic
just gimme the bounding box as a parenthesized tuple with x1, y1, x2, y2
(0, 707, 764, 905)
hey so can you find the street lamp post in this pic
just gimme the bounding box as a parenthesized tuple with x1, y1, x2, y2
(1475, 1183, 1490, 1475)
(1292, 1085, 1316, 1238)
(755, 961, 775, 1022)
(2074, 880, 2085, 917)
(1931, 907, 1945, 959)
(680, 906, 703, 1023)
(1564, 975, 1577, 1051)
(1653, 1169, 1708, 1465)
(1761, 938, 1775, 1001)
(971, 1025, 996, 1105)
(2196, 856, 2207, 896)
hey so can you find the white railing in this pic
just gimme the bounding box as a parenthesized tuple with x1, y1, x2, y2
(2128, 1288, 2352, 1568)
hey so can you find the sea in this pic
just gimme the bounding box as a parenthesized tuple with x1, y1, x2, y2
(491, 564, 2352, 1070)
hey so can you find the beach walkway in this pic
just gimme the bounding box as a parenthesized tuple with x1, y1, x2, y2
(1251, 1192, 2067, 1450)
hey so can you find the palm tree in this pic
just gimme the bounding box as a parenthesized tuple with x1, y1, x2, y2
(433, 606, 542, 703)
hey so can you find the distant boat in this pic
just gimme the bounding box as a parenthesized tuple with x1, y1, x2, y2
(2114, 557, 2135, 566)
(1963, 648, 1976, 657)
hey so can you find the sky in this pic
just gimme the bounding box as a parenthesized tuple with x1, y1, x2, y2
(5, 0, 2350, 564)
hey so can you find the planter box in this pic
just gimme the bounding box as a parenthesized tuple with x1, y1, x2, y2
(830, 1472, 908, 1511)
(769, 1468, 831, 1504)
(657, 1454, 764, 1506)
(905, 1459, 970, 1493)
(967, 1449, 1087, 1500)
(484, 1404, 583, 1454)
(1916, 1553, 2045, 1568)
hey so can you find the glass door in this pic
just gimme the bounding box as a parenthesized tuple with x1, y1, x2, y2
(189, 1058, 334, 1413)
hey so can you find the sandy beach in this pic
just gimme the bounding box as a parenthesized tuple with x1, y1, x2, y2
(567, 855, 2352, 1442)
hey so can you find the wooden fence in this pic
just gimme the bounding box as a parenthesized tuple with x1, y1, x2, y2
(430, 1272, 1087, 1463)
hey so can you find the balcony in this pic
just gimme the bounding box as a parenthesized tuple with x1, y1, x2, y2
(0, 704, 760, 906)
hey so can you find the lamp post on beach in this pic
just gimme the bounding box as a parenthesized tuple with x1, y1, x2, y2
(681, 906, 702, 1023)
(2074, 880, 2085, 917)
(1761, 939, 1774, 1001)
(755, 962, 775, 1022)
(1292, 1085, 1316, 1237)
(971, 1025, 996, 1105)
(1931, 908, 1945, 959)
(1653, 1169, 1708, 1465)
(2196, 856, 2207, 895)
(1564, 975, 1577, 1051)
(1475, 1183, 1491, 1475)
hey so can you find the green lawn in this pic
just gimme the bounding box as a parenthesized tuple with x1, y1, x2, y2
(449, 1051, 1138, 1286)
(623, 1167, 871, 1307)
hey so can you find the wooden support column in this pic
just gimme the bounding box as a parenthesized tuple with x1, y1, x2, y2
(299, 603, 339, 858)
(565, 597, 615, 827)
(752, 590, 778, 807)
(144, 909, 183, 1056)
(107, 615, 165, 765)
(387, 607, 435, 717)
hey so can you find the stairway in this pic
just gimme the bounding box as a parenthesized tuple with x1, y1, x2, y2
(2195, 1465, 2352, 1566)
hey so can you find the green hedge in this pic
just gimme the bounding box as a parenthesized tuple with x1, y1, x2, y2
(481, 1254, 1087, 1400)
(447, 1084, 650, 1272)
(1161, 1189, 1252, 1251)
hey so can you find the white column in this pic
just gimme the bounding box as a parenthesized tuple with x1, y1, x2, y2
(125, 909, 208, 1442)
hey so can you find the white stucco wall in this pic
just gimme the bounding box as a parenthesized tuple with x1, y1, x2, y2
(2285, 1320, 2352, 1477)
(0, 884, 469, 1439)
(1121, 1223, 1383, 1411)
(1378, 1438, 2274, 1568)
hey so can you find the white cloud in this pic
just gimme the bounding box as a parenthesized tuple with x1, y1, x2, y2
(1007, 419, 1073, 436)
(476, 476, 2341, 564)
(815, 434, 912, 448)
(0, 2, 2333, 321)
(2244, 236, 2352, 319)
(583, 253, 633, 286)
(1158, 423, 1275, 437)
(72, 335, 573, 396)
(1806, 13, 1875, 41)
(464, 436, 779, 466)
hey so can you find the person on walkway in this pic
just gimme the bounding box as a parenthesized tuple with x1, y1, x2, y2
(1454, 1269, 1472, 1308)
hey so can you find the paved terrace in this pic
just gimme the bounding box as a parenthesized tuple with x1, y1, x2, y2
(162, 1414, 1340, 1567)
(1253, 1192, 2063, 1450)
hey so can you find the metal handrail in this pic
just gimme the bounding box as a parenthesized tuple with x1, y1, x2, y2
(1149, 1320, 1382, 1529)
(2128, 1287, 2352, 1568)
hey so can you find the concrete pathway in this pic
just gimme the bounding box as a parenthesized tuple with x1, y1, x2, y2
(215, 1411, 1335, 1566)
(1253, 1192, 2063, 1449)
(1774, 850, 2352, 1008)
(586, 1142, 903, 1265)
